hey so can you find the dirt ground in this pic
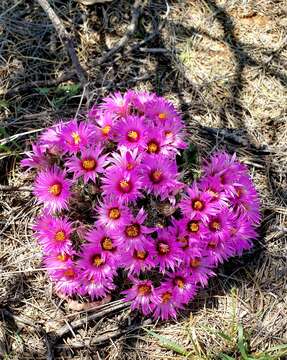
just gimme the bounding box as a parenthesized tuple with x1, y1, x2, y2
(0, 0, 286, 359)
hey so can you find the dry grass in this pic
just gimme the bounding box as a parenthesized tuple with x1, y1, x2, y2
(0, 0, 286, 359)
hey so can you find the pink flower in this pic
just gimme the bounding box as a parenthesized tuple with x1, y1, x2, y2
(187, 256, 215, 287)
(129, 90, 156, 115)
(152, 227, 182, 273)
(160, 118, 187, 150)
(121, 243, 157, 275)
(82, 275, 115, 300)
(77, 244, 117, 281)
(179, 183, 219, 223)
(36, 216, 73, 254)
(166, 269, 197, 304)
(95, 197, 130, 230)
(145, 97, 181, 125)
(199, 175, 229, 208)
(207, 209, 232, 242)
(114, 115, 147, 150)
(65, 146, 107, 183)
(203, 236, 234, 266)
(143, 127, 175, 157)
(33, 166, 72, 213)
(141, 155, 182, 200)
(107, 147, 142, 173)
(102, 167, 142, 203)
(115, 208, 153, 251)
(122, 278, 160, 315)
(100, 91, 131, 118)
(94, 111, 115, 142)
(21, 143, 50, 171)
(39, 122, 64, 154)
(44, 250, 75, 274)
(175, 218, 208, 243)
(59, 119, 97, 154)
(51, 264, 82, 296)
(153, 283, 182, 320)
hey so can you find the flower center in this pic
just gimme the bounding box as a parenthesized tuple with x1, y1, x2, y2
(138, 284, 151, 296)
(187, 221, 199, 233)
(108, 207, 121, 220)
(101, 237, 114, 251)
(208, 240, 218, 249)
(126, 162, 134, 170)
(147, 141, 159, 154)
(150, 169, 163, 184)
(230, 227, 237, 235)
(157, 241, 170, 255)
(64, 268, 75, 278)
(192, 199, 204, 211)
(71, 131, 81, 145)
(174, 276, 185, 288)
(164, 130, 173, 138)
(49, 183, 62, 196)
(82, 158, 97, 171)
(119, 179, 132, 193)
(190, 257, 201, 268)
(55, 230, 66, 242)
(158, 112, 166, 120)
(92, 254, 105, 267)
(177, 236, 189, 249)
(127, 130, 139, 142)
(208, 189, 219, 199)
(57, 253, 70, 262)
(134, 250, 148, 260)
(210, 220, 221, 231)
(101, 125, 111, 136)
(125, 224, 140, 238)
(162, 291, 172, 303)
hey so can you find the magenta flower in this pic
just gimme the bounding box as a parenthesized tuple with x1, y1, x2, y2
(203, 236, 234, 266)
(39, 122, 64, 154)
(21, 143, 50, 171)
(115, 208, 153, 251)
(207, 209, 232, 242)
(166, 269, 197, 304)
(141, 155, 182, 200)
(94, 111, 115, 142)
(160, 118, 187, 150)
(187, 256, 215, 287)
(114, 115, 147, 150)
(130, 90, 156, 115)
(153, 283, 182, 320)
(100, 91, 131, 118)
(44, 250, 75, 274)
(51, 264, 82, 296)
(108, 147, 142, 173)
(59, 120, 97, 154)
(36, 216, 73, 254)
(152, 227, 182, 273)
(122, 278, 160, 316)
(102, 167, 142, 203)
(176, 217, 208, 243)
(145, 97, 181, 124)
(65, 146, 107, 183)
(143, 127, 174, 157)
(199, 175, 229, 207)
(77, 244, 117, 281)
(95, 197, 130, 230)
(33, 166, 72, 213)
(179, 183, 219, 223)
(82, 275, 115, 300)
(121, 243, 157, 275)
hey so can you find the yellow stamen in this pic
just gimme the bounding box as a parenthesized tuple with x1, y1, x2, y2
(101, 237, 114, 251)
(138, 284, 151, 295)
(119, 179, 131, 193)
(71, 131, 81, 145)
(162, 291, 172, 303)
(57, 253, 70, 262)
(92, 254, 104, 267)
(188, 221, 199, 233)
(210, 220, 221, 231)
(55, 230, 66, 242)
(157, 242, 170, 255)
(64, 268, 75, 278)
(125, 224, 140, 238)
(150, 170, 162, 183)
(49, 183, 62, 196)
(158, 112, 167, 120)
(164, 130, 173, 138)
(126, 162, 134, 170)
(193, 200, 204, 211)
(147, 141, 159, 154)
(190, 257, 201, 268)
(127, 130, 139, 142)
(174, 276, 185, 288)
(108, 207, 121, 220)
(134, 250, 148, 260)
(101, 125, 111, 136)
(82, 159, 96, 171)
(208, 240, 217, 249)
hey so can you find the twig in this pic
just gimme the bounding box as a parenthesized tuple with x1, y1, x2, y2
(56, 301, 129, 338)
(0, 185, 33, 192)
(4, 71, 77, 97)
(95, 0, 143, 65)
(35, 0, 87, 85)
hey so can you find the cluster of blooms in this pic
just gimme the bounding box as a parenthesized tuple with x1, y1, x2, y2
(21, 90, 260, 320)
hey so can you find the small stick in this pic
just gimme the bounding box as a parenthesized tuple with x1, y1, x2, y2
(95, 0, 143, 65)
(0, 185, 33, 192)
(36, 0, 87, 85)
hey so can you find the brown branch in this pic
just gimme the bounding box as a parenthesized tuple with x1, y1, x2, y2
(35, 0, 87, 85)
(95, 0, 143, 65)
(0, 185, 33, 192)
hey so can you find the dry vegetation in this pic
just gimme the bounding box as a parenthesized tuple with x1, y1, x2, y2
(0, 0, 286, 359)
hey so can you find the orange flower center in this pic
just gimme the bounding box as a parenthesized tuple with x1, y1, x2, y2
(101, 125, 111, 136)
(127, 130, 139, 142)
(49, 183, 62, 196)
(108, 207, 121, 220)
(71, 131, 81, 145)
(190, 257, 201, 268)
(55, 230, 66, 242)
(162, 291, 172, 303)
(188, 221, 199, 233)
(158, 112, 167, 120)
(164, 130, 173, 138)
(119, 179, 132, 193)
(82, 158, 96, 171)
(147, 141, 159, 154)
(210, 220, 221, 231)
(134, 250, 148, 260)
(177, 236, 189, 249)
(208, 189, 219, 198)
(125, 224, 140, 238)
(92, 254, 105, 267)
(174, 276, 185, 288)
(138, 284, 151, 296)
(64, 268, 75, 278)
(192, 200, 204, 211)
(208, 240, 217, 249)
(126, 162, 134, 170)
(157, 241, 170, 255)
(101, 237, 114, 251)
(150, 169, 163, 184)
(57, 253, 70, 262)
